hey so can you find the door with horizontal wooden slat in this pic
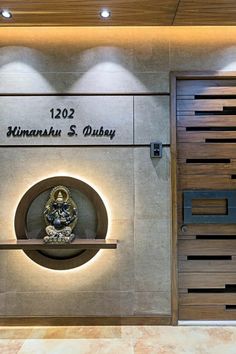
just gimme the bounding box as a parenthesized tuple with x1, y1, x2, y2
(177, 77, 236, 320)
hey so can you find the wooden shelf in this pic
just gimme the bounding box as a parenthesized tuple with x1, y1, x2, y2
(0, 239, 117, 250)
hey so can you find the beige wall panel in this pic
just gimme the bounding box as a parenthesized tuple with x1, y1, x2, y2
(0, 96, 133, 145)
(170, 27, 236, 71)
(0, 72, 169, 94)
(134, 291, 171, 315)
(0, 147, 134, 235)
(0, 27, 168, 73)
(0, 147, 136, 317)
(134, 219, 171, 293)
(0, 252, 8, 293)
(134, 148, 171, 219)
(134, 148, 171, 313)
(0, 294, 6, 315)
(0, 28, 133, 74)
(5, 291, 134, 317)
(0, 27, 171, 95)
(0, 147, 134, 219)
(3, 27, 236, 76)
(0, 144, 173, 315)
(134, 96, 170, 144)
(132, 27, 170, 73)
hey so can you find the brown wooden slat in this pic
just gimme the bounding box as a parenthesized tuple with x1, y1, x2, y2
(178, 143, 236, 159)
(178, 224, 236, 236)
(192, 199, 227, 208)
(170, 72, 178, 325)
(177, 129, 236, 143)
(179, 259, 236, 273)
(0, 0, 179, 26)
(177, 80, 236, 95)
(0, 316, 172, 326)
(176, 95, 195, 100)
(179, 240, 236, 256)
(178, 160, 234, 175)
(174, 0, 236, 26)
(177, 111, 196, 116)
(192, 208, 227, 216)
(177, 99, 233, 111)
(0, 0, 177, 12)
(179, 305, 236, 320)
(177, 116, 236, 127)
(177, 192, 183, 222)
(0, 239, 118, 250)
(178, 234, 236, 240)
(178, 235, 196, 240)
(178, 88, 236, 96)
(178, 174, 235, 189)
(179, 272, 236, 289)
(3, 0, 236, 26)
(179, 293, 236, 305)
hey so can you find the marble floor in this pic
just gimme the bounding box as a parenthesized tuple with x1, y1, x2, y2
(1, 325, 236, 354)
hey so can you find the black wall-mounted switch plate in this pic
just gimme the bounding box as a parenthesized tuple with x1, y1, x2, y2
(150, 142, 162, 158)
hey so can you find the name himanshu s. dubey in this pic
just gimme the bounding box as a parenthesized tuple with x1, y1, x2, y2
(6, 125, 116, 140)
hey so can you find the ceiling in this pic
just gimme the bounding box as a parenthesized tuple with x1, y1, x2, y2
(1, 0, 236, 26)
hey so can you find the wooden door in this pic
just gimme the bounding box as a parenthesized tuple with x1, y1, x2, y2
(176, 76, 236, 320)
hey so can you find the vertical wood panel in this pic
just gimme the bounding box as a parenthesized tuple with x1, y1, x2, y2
(176, 74, 236, 321)
(171, 73, 178, 325)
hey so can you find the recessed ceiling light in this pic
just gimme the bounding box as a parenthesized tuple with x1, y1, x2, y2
(1, 9, 12, 19)
(100, 9, 111, 19)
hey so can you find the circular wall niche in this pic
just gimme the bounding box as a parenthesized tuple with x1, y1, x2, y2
(14, 176, 108, 270)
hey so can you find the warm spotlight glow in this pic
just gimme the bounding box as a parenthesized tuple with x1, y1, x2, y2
(1, 9, 12, 19)
(21, 247, 107, 273)
(100, 9, 111, 19)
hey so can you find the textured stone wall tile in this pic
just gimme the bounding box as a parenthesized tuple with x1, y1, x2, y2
(134, 147, 171, 300)
(0, 27, 134, 74)
(5, 291, 134, 317)
(0, 294, 6, 315)
(134, 219, 171, 293)
(134, 148, 171, 219)
(134, 96, 170, 145)
(133, 27, 170, 72)
(170, 27, 236, 71)
(134, 291, 171, 315)
(0, 72, 169, 94)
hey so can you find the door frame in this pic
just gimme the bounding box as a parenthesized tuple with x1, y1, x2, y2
(170, 71, 236, 325)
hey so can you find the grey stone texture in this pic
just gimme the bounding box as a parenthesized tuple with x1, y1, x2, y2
(134, 291, 171, 315)
(5, 291, 134, 317)
(134, 96, 170, 145)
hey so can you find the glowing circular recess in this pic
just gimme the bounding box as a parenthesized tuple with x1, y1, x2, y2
(1, 9, 12, 19)
(14, 176, 109, 270)
(100, 9, 111, 19)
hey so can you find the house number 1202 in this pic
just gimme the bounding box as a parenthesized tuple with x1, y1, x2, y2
(50, 108, 75, 119)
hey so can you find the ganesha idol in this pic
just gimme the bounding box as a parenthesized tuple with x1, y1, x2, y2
(43, 185, 78, 244)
